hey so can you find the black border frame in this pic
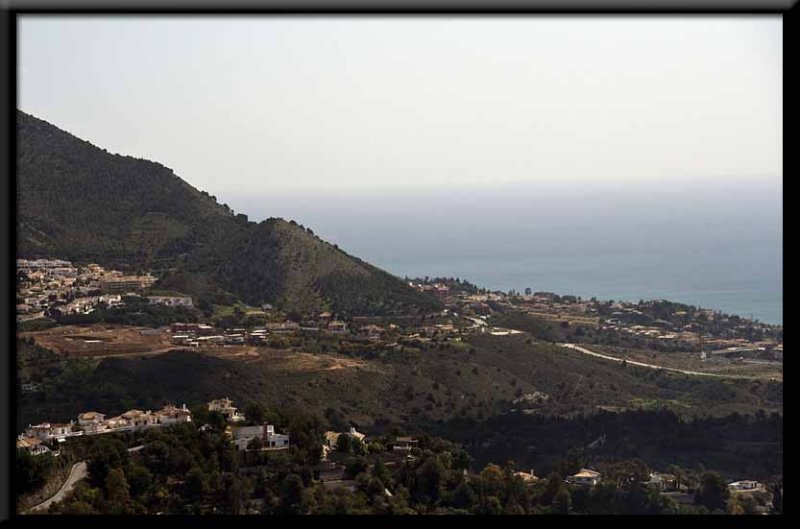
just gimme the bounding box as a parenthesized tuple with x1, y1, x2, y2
(2, 3, 790, 525)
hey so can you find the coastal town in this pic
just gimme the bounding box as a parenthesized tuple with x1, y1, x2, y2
(16, 259, 782, 383)
(15, 258, 783, 516)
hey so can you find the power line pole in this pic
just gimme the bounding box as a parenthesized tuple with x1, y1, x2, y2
(699, 324, 706, 361)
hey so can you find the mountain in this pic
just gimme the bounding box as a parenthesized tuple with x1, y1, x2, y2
(16, 110, 440, 315)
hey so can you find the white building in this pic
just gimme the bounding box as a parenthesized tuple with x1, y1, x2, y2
(147, 295, 194, 307)
(324, 427, 367, 449)
(208, 398, 245, 422)
(17, 437, 51, 456)
(515, 469, 539, 484)
(265, 425, 290, 449)
(392, 436, 419, 453)
(231, 424, 289, 451)
(105, 416, 131, 430)
(48, 423, 72, 439)
(232, 425, 265, 451)
(570, 468, 602, 487)
(122, 409, 157, 427)
(77, 412, 106, 429)
(729, 480, 767, 493)
(24, 423, 54, 441)
(155, 404, 192, 425)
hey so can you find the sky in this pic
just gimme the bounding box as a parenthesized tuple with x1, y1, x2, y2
(18, 16, 782, 200)
(17, 16, 783, 322)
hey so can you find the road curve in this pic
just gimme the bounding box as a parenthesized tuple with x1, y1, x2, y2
(28, 461, 87, 514)
(557, 343, 762, 380)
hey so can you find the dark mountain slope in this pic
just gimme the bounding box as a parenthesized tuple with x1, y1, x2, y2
(16, 110, 440, 315)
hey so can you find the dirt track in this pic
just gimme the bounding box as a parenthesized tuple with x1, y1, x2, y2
(558, 343, 778, 380)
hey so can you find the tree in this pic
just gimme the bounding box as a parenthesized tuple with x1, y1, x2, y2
(479, 463, 506, 499)
(603, 459, 649, 490)
(372, 459, 391, 486)
(344, 456, 368, 479)
(343, 435, 366, 457)
(324, 407, 348, 431)
(695, 471, 729, 512)
(772, 478, 783, 514)
(367, 477, 386, 497)
(244, 402, 266, 425)
(552, 487, 572, 515)
(58, 500, 96, 514)
(540, 472, 567, 505)
(126, 464, 153, 498)
(104, 467, 131, 510)
(336, 433, 353, 453)
(221, 473, 251, 514)
(281, 474, 305, 514)
(415, 456, 447, 505)
(247, 436, 264, 450)
(16, 449, 52, 494)
(452, 481, 477, 510)
(190, 404, 210, 426)
(207, 411, 228, 432)
(88, 437, 129, 485)
(186, 466, 209, 501)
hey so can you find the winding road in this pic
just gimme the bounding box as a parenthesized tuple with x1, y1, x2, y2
(557, 343, 767, 380)
(27, 445, 145, 514)
(28, 461, 87, 514)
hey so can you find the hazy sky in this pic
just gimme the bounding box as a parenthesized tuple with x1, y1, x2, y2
(19, 16, 781, 197)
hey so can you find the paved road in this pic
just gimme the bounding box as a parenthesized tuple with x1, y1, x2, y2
(557, 343, 763, 380)
(29, 461, 87, 514)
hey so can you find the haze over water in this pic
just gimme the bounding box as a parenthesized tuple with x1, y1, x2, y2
(225, 178, 782, 325)
(18, 17, 782, 324)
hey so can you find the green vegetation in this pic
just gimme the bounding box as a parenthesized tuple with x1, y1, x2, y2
(15, 109, 783, 516)
(17, 318, 58, 333)
(52, 299, 204, 328)
(17, 110, 440, 316)
(436, 409, 782, 483)
(18, 333, 782, 481)
(34, 424, 780, 515)
(490, 311, 691, 352)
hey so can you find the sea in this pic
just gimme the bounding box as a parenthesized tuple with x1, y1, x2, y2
(221, 178, 782, 325)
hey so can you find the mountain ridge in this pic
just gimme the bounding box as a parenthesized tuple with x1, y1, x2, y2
(16, 109, 440, 315)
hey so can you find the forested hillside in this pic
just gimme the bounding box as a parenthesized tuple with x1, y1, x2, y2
(16, 110, 439, 315)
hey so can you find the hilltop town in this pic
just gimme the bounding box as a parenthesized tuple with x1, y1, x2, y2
(16, 259, 782, 387)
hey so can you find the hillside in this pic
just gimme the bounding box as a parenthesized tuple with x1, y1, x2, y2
(16, 110, 439, 315)
(18, 332, 781, 432)
(17, 333, 782, 481)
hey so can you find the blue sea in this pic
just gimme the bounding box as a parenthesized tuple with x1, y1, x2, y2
(222, 178, 782, 325)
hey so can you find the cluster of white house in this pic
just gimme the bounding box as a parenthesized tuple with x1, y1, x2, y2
(16, 258, 158, 317)
(208, 397, 246, 422)
(321, 427, 423, 461)
(207, 398, 290, 451)
(169, 319, 354, 348)
(17, 404, 192, 455)
(230, 424, 290, 451)
(17, 257, 199, 321)
(563, 470, 769, 495)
